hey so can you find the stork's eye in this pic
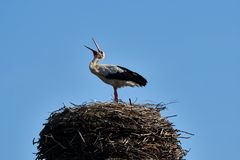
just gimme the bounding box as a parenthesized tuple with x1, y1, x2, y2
(98, 51, 104, 59)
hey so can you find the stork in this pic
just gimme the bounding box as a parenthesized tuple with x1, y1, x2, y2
(85, 38, 147, 103)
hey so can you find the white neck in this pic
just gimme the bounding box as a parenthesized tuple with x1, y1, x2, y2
(91, 57, 100, 65)
(89, 57, 101, 74)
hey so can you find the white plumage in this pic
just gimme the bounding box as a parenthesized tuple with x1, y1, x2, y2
(85, 38, 147, 102)
(90, 64, 138, 87)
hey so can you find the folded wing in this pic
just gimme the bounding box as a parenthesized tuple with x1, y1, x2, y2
(98, 64, 147, 86)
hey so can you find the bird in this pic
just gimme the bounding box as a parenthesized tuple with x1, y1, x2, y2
(84, 38, 147, 103)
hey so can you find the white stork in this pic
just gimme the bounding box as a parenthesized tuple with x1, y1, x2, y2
(85, 38, 147, 103)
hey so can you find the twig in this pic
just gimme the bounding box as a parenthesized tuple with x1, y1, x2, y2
(165, 115, 177, 119)
(70, 102, 79, 107)
(177, 130, 195, 136)
(32, 138, 39, 145)
(178, 136, 191, 139)
(77, 130, 86, 143)
(46, 134, 66, 149)
(129, 98, 132, 105)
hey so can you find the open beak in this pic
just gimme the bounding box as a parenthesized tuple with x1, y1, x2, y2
(92, 38, 101, 52)
(84, 45, 98, 56)
(84, 38, 102, 56)
(84, 45, 97, 52)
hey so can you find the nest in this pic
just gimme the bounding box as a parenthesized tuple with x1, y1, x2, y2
(35, 102, 188, 160)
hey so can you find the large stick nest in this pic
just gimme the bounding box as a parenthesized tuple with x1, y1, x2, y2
(35, 102, 188, 160)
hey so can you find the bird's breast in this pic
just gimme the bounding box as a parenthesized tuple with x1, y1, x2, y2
(89, 63, 99, 75)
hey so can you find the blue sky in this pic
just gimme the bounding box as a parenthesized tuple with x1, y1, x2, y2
(0, 0, 239, 159)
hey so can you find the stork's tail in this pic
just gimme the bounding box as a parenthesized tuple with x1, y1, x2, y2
(132, 72, 147, 87)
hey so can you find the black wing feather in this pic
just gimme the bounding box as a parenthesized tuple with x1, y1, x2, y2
(105, 65, 147, 86)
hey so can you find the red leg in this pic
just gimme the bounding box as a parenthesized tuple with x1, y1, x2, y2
(113, 87, 118, 103)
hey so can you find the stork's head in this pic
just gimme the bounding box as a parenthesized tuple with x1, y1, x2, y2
(85, 38, 105, 60)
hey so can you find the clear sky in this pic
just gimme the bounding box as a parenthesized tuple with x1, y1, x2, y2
(0, 0, 239, 159)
